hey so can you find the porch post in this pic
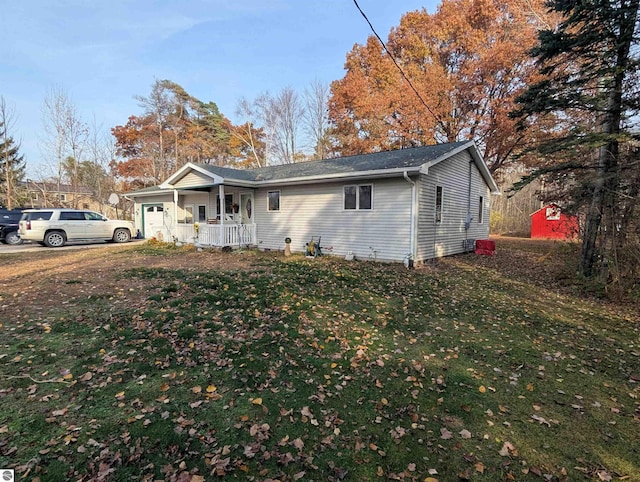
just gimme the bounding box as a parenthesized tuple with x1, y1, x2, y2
(218, 184, 225, 245)
(173, 189, 179, 241)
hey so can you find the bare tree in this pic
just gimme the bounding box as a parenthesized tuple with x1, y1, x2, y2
(233, 98, 267, 167)
(40, 86, 89, 206)
(270, 87, 305, 164)
(303, 79, 331, 160)
(238, 88, 306, 166)
(135, 80, 174, 180)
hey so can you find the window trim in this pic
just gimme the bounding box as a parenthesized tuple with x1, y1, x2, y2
(435, 185, 443, 224)
(478, 196, 484, 224)
(184, 204, 194, 224)
(267, 190, 281, 212)
(343, 184, 373, 210)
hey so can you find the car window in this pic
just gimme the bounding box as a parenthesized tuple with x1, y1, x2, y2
(24, 211, 53, 221)
(59, 211, 85, 221)
(85, 212, 105, 221)
(0, 211, 23, 222)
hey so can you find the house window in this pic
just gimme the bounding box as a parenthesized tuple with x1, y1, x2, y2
(184, 205, 194, 224)
(478, 196, 484, 224)
(216, 194, 234, 219)
(57, 194, 67, 202)
(268, 191, 280, 212)
(435, 186, 443, 223)
(198, 205, 206, 222)
(344, 184, 373, 210)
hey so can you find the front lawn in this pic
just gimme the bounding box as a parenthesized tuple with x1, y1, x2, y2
(1, 240, 638, 481)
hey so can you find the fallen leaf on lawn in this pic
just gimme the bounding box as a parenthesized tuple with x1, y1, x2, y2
(79, 372, 93, 382)
(531, 414, 551, 426)
(499, 441, 515, 456)
(252, 398, 263, 405)
(301, 406, 313, 417)
(191, 385, 202, 394)
(597, 470, 612, 481)
(424, 477, 439, 482)
(474, 462, 485, 473)
(478, 385, 486, 393)
(160, 383, 170, 392)
(459, 429, 472, 439)
(440, 427, 453, 439)
(206, 385, 216, 393)
(52, 408, 68, 417)
(115, 391, 125, 400)
(293, 438, 304, 451)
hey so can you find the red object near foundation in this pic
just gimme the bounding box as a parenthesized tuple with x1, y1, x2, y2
(475, 239, 496, 256)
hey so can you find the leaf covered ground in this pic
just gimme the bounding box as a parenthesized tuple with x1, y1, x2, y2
(0, 239, 638, 481)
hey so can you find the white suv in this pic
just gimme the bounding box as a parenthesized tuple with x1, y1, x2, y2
(19, 209, 135, 247)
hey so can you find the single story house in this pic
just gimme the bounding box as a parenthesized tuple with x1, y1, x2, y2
(530, 204, 579, 240)
(127, 141, 500, 263)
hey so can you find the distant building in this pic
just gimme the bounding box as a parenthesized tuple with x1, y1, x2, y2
(530, 204, 579, 240)
(22, 180, 117, 218)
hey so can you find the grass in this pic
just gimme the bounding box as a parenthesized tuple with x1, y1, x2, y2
(0, 239, 638, 481)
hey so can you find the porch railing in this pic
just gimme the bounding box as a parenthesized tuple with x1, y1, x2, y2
(172, 223, 257, 247)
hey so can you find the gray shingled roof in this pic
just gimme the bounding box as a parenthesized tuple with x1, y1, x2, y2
(196, 142, 469, 182)
(128, 141, 495, 196)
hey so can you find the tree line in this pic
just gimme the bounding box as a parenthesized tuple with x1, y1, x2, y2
(1, 0, 638, 291)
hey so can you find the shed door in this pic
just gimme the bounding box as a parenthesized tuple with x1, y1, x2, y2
(144, 205, 164, 238)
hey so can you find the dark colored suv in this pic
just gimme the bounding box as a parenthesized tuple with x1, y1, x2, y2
(0, 209, 23, 245)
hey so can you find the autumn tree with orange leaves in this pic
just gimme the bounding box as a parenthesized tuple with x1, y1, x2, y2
(329, 0, 555, 173)
(111, 80, 246, 188)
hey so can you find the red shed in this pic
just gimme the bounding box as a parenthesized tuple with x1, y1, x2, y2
(530, 204, 579, 240)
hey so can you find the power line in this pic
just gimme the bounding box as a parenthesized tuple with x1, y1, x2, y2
(352, 0, 446, 140)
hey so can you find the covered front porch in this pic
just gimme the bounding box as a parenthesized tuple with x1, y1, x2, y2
(143, 182, 258, 248)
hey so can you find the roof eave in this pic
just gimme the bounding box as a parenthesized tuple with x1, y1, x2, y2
(255, 166, 422, 186)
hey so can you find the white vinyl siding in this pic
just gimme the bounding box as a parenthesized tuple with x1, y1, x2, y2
(416, 150, 491, 260)
(254, 178, 412, 262)
(174, 171, 214, 189)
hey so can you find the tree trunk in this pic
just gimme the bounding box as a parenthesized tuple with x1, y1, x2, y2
(579, 0, 637, 277)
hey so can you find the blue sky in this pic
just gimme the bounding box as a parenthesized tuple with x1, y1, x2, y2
(1, 0, 436, 176)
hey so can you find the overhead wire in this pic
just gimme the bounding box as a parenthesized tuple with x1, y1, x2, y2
(351, 0, 446, 140)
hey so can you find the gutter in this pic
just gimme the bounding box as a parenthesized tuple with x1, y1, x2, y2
(403, 171, 417, 261)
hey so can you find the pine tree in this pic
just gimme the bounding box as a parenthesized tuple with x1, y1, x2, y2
(0, 120, 26, 209)
(513, 0, 640, 278)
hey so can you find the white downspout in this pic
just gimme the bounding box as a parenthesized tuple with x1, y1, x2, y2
(403, 171, 417, 261)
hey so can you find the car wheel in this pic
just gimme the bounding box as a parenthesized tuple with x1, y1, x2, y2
(44, 231, 66, 248)
(5, 231, 23, 245)
(112, 228, 131, 243)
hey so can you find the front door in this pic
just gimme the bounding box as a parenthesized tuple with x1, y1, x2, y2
(240, 193, 254, 224)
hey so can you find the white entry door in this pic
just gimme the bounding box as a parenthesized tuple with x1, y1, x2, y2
(143, 205, 165, 237)
(240, 193, 254, 224)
